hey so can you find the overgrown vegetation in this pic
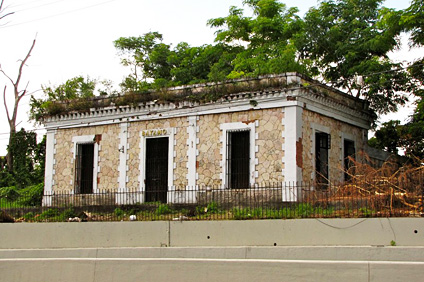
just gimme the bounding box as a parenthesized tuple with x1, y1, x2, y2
(30, 0, 423, 117)
(2, 1, 423, 221)
(2, 155, 422, 222)
(27, 0, 423, 164)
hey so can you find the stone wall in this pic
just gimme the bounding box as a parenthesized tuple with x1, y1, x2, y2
(53, 118, 190, 193)
(53, 129, 74, 192)
(126, 117, 189, 190)
(196, 114, 223, 187)
(53, 125, 120, 192)
(97, 125, 121, 191)
(255, 109, 284, 184)
(302, 109, 365, 183)
(52, 106, 367, 194)
(196, 108, 284, 187)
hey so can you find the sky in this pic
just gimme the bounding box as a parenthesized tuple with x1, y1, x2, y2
(0, 0, 418, 155)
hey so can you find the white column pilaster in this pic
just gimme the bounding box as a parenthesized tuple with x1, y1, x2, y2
(42, 129, 56, 206)
(282, 105, 303, 201)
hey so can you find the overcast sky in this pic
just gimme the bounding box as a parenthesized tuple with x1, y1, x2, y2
(0, 0, 417, 155)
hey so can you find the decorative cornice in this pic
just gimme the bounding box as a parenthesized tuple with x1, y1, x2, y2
(43, 73, 374, 130)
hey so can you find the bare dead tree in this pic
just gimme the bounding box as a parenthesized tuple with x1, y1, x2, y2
(0, 39, 36, 171)
(0, 0, 14, 22)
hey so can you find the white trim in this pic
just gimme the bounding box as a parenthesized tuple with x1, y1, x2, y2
(220, 122, 256, 189)
(282, 106, 303, 201)
(139, 128, 175, 203)
(44, 93, 371, 131)
(116, 122, 129, 204)
(300, 97, 370, 129)
(72, 135, 99, 194)
(42, 130, 56, 206)
(310, 123, 331, 183)
(187, 116, 197, 191)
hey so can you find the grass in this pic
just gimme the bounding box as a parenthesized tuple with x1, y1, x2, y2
(3, 201, 396, 223)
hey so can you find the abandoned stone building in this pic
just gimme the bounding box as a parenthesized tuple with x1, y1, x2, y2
(42, 73, 375, 205)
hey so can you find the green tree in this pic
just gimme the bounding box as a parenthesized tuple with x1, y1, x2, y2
(399, 95, 424, 159)
(114, 32, 164, 91)
(297, 0, 409, 114)
(368, 120, 401, 154)
(1, 129, 45, 188)
(168, 43, 239, 85)
(42, 76, 96, 100)
(397, 0, 424, 159)
(400, 0, 424, 48)
(29, 76, 96, 121)
(208, 0, 306, 77)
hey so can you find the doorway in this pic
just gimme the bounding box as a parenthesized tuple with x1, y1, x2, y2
(75, 143, 94, 194)
(227, 130, 250, 189)
(145, 137, 169, 202)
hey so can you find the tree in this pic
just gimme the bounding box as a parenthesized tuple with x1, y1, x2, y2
(0, 0, 36, 173)
(400, 0, 424, 48)
(1, 39, 36, 172)
(368, 120, 401, 154)
(297, 0, 409, 114)
(167, 43, 239, 85)
(114, 32, 241, 89)
(7, 129, 45, 188)
(0, 129, 45, 189)
(0, 0, 13, 21)
(399, 95, 424, 159)
(397, 0, 424, 159)
(29, 76, 96, 121)
(208, 0, 307, 77)
(114, 32, 164, 91)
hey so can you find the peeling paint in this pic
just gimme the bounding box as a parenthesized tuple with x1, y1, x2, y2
(242, 119, 256, 125)
(296, 138, 303, 169)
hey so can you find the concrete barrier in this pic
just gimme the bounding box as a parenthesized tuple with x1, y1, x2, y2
(0, 218, 424, 249)
(0, 221, 169, 249)
(1, 219, 424, 281)
(1, 257, 424, 282)
(170, 218, 424, 247)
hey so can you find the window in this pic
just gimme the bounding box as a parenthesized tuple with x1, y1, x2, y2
(220, 122, 256, 189)
(315, 132, 330, 187)
(344, 139, 355, 181)
(227, 130, 250, 189)
(75, 143, 95, 194)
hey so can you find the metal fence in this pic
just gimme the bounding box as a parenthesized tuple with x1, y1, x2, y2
(1, 181, 423, 222)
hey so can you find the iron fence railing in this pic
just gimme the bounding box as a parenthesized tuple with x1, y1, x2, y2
(1, 181, 423, 222)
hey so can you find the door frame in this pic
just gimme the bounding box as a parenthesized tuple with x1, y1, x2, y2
(139, 128, 175, 203)
(72, 135, 99, 194)
(220, 122, 257, 189)
(145, 137, 169, 203)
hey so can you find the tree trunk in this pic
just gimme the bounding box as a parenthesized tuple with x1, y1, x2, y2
(1, 39, 36, 173)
